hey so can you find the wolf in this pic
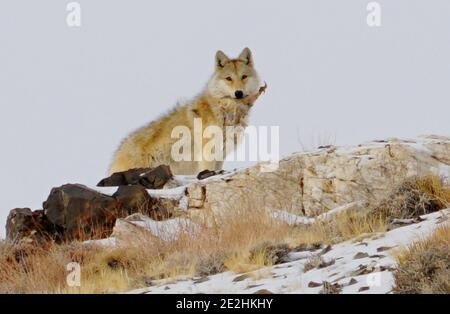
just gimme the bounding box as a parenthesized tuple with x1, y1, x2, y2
(109, 48, 265, 175)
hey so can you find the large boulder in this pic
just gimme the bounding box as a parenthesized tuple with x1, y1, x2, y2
(43, 184, 120, 240)
(6, 136, 450, 244)
(42, 183, 175, 241)
(182, 136, 450, 217)
(6, 181, 178, 244)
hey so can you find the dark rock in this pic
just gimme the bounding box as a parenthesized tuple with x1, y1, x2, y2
(113, 185, 152, 216)
(233, 274, 250, 282)
(97, 165, 173, 189)
(97, 168, 149, 187)
(197, 169, 223, 180)
(193, 277, 209, 284)
(353, 252, 370, 259)
(377, 246, 396, 252)
(6, 179, 176, 244)
(246, 284, 263, 289)
(43, 184, 120, 240)
(348, 278, 358, 286)
(320, 244, 332, 255)
(318, 258, 336, 268)
(113, 185, 174, 220)
(139, 165, 173, 189)
(253, 289, 273, 294)
(6, 208, 59, 244)
(358, 286, 370, 292)
(308, 281, 323, 288)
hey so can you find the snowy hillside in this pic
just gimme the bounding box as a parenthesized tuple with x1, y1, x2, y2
(129, 209, 449, 294)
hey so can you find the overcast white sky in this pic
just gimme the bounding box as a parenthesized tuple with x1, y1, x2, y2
(1, 1, 449, 238)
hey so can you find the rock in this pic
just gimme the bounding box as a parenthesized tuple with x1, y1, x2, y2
(43, 184, 119, 240)
(111, 217, 155, 241)
(233, 274, 251, 282)
(308, 281, 323, 288)
(182, 136, 450, 217)
(358, 286, 370, 292)
(197, 169, 223, 180)
(112, 185, 172, 219)
(97, 165, 173, 189)
(351, 264, 373, 276)
(246, 284, 263, 289)
(7, 178, 177, 244)
(253, 289, 274, 294)
(187, 184, 206, 208)
(353, 252, 370, 259)
(193, 277, 209, 284)
(112, 213, 199, 242)
(6, 208, 59, 244)
(390, 218, 422, 225)
(348, 278, 358, 286)
(320, 244, 332, 255)
(113, 185, 153, 216)
(97, 168, 150, 187)
(139, 165, 173, 189)
(6, 135, 450, 245)
(377, 246, 395, 252)
(318, 258, 336, 268)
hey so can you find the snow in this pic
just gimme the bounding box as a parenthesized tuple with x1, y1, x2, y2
(126, 215, 199, 241)
(128, 208, 449, 294)
(84, 214, 200, 246)
(147, 186, 187, 199)
(271, 202, 357, 226)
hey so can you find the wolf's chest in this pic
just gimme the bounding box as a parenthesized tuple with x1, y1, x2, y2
(220, 103, 251, 128)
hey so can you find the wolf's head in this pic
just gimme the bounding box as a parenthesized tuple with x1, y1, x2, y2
(207, 48, 261, 100)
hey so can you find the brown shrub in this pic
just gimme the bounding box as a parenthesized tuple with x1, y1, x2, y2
(373, 175, 450, 221)
(393, 225, 450, 294)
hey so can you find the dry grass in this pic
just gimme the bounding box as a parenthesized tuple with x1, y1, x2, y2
(1, 174, 448, 293)
(393, 224, 450, 294)
(372, 175, 450, 221)
(319, 281, 342, 294)
(0, 207, 293, 293)
(0, 204, 382, 294)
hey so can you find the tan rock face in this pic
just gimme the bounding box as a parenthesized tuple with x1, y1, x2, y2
(182, 136, 450, 217)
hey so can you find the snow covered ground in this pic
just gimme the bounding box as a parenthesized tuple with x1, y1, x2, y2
(128, 209, 449, 294)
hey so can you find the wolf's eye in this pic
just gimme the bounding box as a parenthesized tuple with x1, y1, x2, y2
(242, 75, 248, 80)
(225, 77, 232, 81)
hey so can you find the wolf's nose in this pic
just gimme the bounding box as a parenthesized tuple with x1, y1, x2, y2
(235, 90, 244, 99)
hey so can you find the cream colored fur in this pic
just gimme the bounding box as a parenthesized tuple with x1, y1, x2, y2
(109, 48, 264, 175)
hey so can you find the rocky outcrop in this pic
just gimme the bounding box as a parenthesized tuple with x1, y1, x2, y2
(6, 167, 175, 244)
(181, 136, 450, 217)
(5, 135, 450, 245)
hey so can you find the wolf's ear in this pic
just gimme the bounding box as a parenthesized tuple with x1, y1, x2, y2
(215, 50, 230, 69)
(238, 47, 253, 66)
